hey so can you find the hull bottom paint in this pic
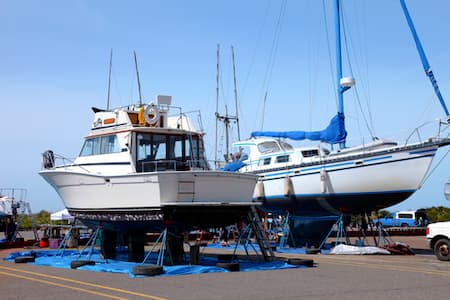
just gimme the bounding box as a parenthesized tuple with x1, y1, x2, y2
(69, 205, 253, 231)
(261, 191, 414, 216)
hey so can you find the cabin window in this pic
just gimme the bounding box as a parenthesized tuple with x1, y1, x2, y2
(80, 135, 120, 156)
(280, 141, 294, 151)
(135, 133, 208, 172)
(276, 155, 290, 163)
(301, 149, 319, 158)
(187, 136, 208, 169)
(258, 157, 272, 166)
(170, 135, 184, 160)
(257, 141, 280, 154)
(136, 134, 167, 162)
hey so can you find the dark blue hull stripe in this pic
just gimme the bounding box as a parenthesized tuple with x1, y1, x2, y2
(409, 149, 437, 155)
(262, 189, 416, 200)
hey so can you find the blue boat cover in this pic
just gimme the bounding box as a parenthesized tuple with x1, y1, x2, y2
(4, 248, 306, 277)
(251, 113, 347, 144)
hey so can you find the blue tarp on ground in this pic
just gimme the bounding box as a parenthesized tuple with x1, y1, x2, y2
(4, 248, 307, 277)
(207, 242, 331, 255)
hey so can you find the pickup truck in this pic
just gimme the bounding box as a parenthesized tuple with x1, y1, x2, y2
(426, 221, 450, 261)
(374, 210, 428, 227)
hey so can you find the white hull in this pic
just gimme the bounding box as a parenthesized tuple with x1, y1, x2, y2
(40, 169, 258, 212)
(264, 148, 433, 196)
(244, 141, 446, 215)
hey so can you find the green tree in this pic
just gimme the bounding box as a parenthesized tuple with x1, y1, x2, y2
(34, 210, 51, 225)
(424, 206, 450, 223)
(19, 215, 31, 230)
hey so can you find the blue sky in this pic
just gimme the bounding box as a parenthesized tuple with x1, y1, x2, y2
(1, 0, 450, 213)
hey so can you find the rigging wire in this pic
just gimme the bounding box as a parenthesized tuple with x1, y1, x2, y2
(321, 0, 338, 109)
(342, 1, 375, 136)
(240, 0, 271, 132)
(420, 149, 450, 185)
(255, 0, 288, 131)
(340, 1, 375, 140)
(306, 1, 319, 131)
(241, 0, 271, 96)
(359, 2, 375, 133)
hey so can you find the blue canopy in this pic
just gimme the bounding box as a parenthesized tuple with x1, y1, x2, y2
(251, 113, 347, 144)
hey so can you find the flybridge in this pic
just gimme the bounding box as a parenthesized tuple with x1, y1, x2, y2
(89, 95, 201, 134)
(91, 95, 171, 130)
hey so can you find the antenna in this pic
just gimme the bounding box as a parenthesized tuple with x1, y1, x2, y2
(106, 48, 113, 110)
(134, 51, 143, 106)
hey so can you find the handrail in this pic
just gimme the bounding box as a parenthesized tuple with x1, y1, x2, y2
(404, 118, 450, 146)
(41, 152, 91, 173)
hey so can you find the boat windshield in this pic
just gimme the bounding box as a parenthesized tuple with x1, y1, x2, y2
(79, 135, 121, 156)
(257, 141, 281, 154)
(280, 141, 294, 151)
(135, 133, 208, 172)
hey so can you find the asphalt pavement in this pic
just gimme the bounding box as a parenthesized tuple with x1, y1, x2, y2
(1, 235, 449, 300)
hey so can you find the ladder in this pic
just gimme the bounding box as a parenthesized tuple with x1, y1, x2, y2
(247, 206, 275, 261)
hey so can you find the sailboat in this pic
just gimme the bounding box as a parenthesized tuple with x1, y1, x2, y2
(231, 0, 450, 216)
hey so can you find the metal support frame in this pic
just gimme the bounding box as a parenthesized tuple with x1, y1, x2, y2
(56, 225, 73, 257)
(278, 212, 293, 249)
(141, 228, 173, 266)
(319, 215, 350, 249)
(232, 223, 260, 260)
(76, 226, 102, 261)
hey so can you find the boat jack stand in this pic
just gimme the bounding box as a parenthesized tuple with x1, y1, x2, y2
(233, 223, 260, 261)
(319, 215, 350, 249)
(278, 212, 294, 249)
(141, 228, 173, 266)
(77, 226, 103, 261)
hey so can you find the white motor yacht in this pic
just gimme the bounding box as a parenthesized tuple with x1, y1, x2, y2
(40, 95, 258, 229)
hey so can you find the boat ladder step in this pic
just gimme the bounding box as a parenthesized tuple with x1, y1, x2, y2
(247, 206, 275, 261)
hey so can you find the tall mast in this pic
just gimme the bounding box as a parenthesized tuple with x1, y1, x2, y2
(334, 0, 354, 148)
(400, 0, 449, 117)
(215, 45, 240, 164)
(106, 48, 113, 110)
(335, 0, 345, 149)
(231, 46, 241, 140)
(215, 44, 220, 169)
(224, 104, 230, 160)
(134, 51, 143, 106)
